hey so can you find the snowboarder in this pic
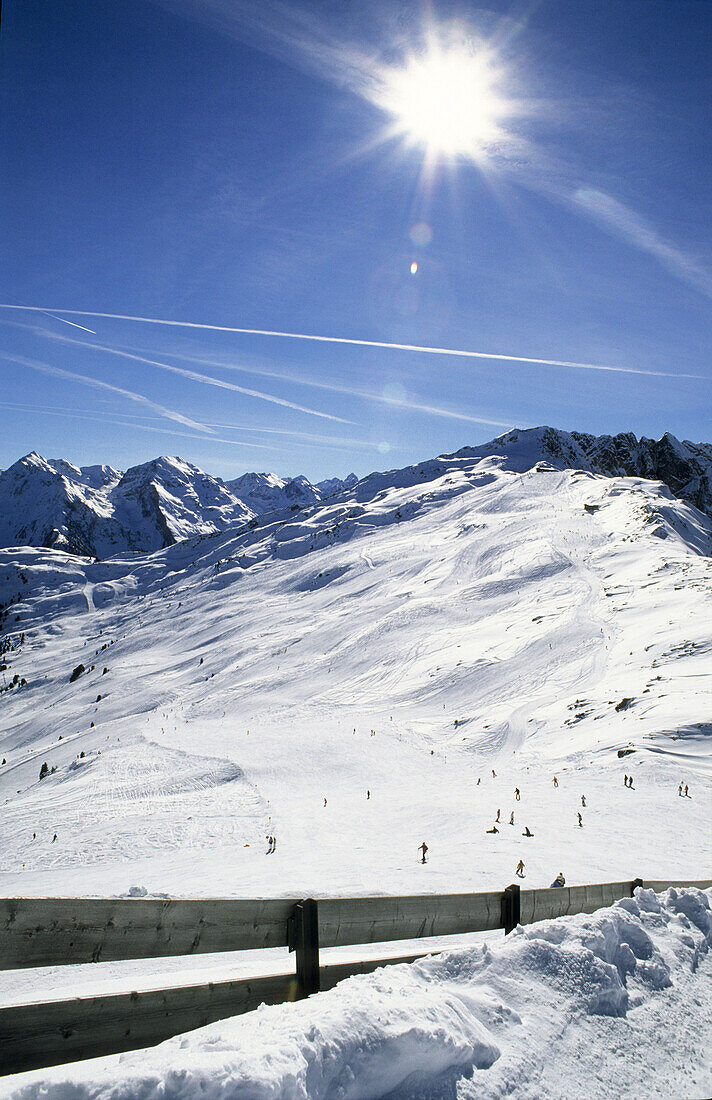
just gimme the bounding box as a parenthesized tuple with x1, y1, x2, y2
(628, 776, 635, 789)
(577, 812, 583, 827)
(624, 774, 628, 786)
(522, 826, 534, 837)
(418, 841, 428, 863)
(516, 859, 525, 877)
(509, 811, 515, 825)
(477, 777, 481, 785)
(553, 776, 558, 788)
(323, 797, 327, 807)
(495, 808, 501, 823)
(581, 795, 586, 807)
(52, 833, 57, 843)
(684, 784, 689, 797)
(551, 872, 565, 888)
(492, 769, 497, 778)
(486, 825, 499, 834)
(514, 788, 520, 800)
(678, 783, 683, 796)
(367, 790, 370, 800)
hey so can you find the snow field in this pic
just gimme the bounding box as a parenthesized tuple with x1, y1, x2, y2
(1, 460, 710, 901)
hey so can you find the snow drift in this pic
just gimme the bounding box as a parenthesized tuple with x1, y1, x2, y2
(4, 887, 710, 1100)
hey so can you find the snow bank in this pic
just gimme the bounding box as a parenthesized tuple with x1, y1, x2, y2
(4, 887, 710, 1100)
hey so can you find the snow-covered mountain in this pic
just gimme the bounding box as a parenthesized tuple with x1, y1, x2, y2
(0, 429, 708, 561)
(471, 427, 712, 517)
(0, 455, 360, 559)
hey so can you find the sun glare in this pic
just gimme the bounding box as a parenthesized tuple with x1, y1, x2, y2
(380, 38, 508, 163)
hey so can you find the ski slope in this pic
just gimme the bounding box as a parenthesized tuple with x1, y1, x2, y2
(1, 445, 710, 902)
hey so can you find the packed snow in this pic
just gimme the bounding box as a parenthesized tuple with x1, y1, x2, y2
(3, 887, 710, 1099)
(1, 428, 711, 1095)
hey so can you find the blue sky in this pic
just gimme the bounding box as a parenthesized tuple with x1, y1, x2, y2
(0, 0, 710, 480)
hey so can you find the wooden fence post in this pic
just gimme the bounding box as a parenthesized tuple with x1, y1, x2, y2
(501, 883, 520, 935)
(290, 899, 320, 997)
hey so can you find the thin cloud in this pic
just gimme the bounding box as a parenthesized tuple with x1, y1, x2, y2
(1, 353, 215, 434)
(0, 304, 694, 378)
(574, 188, 712, 300)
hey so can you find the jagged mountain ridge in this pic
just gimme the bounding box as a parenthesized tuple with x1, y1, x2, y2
(0, 454, 359, 558)
(466, 427, 712, 517)
(0, 427, 709, 559)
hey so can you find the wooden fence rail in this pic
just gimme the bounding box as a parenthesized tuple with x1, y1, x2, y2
(1, 878, 710, 1076)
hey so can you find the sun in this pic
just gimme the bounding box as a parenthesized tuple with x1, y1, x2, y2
(378, 37, 509, 163)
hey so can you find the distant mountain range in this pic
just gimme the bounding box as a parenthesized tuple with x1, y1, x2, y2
(0, 427, 708, 558)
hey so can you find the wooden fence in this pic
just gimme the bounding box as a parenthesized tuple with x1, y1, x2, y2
(1, 877, 710, 1076)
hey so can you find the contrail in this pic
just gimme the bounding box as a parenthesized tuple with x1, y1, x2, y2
(41, 328, 514, 428)
(0, 401, 272, 450)
(0, 303, 697, 378)
(0, 398, 388, 452)
(42, 312, 97, 334)
(41, 333, 354, 425)
(1, 353, 215, 434)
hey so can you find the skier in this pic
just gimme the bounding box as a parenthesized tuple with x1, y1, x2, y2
(522, 826, 534, 837)
(52, 833, 57, 843)
(496, 808, 501, 823)
(418, 841, 428, 863)
(684, 784, 689, 797)
(678, 783, 683, 797)
(509, 811, 515, 825)
(323, 797, 327, 807)
(516, 859, 525, 878)
(486, 825, 499, 834)
(367, 790, 370, 800)
(624, 774, 628, 787)
(581, 795, 586, 807)
(628, 776, 635, 789)
(577, 812, 583, 827)
(477, 777, 481, 785)
(492, 769, 497, 778)
(551, 872, 565, 888)
(514, 787, 520, 800)
(553, 776, 558, 788)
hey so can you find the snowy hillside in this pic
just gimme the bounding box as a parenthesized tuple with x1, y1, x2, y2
(0, 432, 710, 902)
